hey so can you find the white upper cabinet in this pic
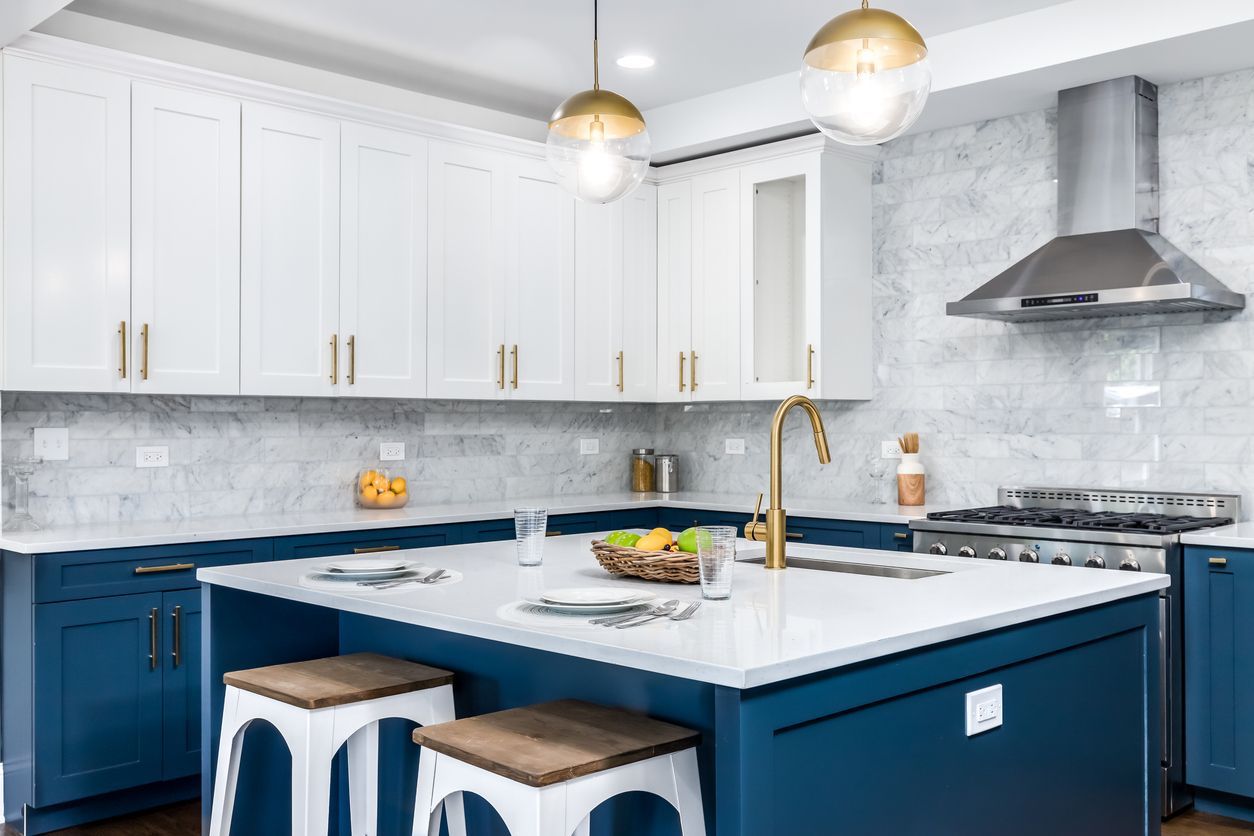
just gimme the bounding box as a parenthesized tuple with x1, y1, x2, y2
(656, 181, 693, 403)
(339, 123, 428, 399)
(131, 83, 241, 396)
(240, 103, 341, 396)
(504, 157, 575, 400)
(574, 185, 657, 402)
(3, 56, 131, 392)
(427, 141, 508, 399)
(689, 170, 741, 401)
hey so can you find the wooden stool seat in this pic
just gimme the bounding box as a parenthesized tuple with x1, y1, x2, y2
(411, 699, 699, 788)
(223, 652, 454, 710)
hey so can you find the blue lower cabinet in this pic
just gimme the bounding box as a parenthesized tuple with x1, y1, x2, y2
(785, 517, 877, 548)
(462, 518, 516, 543)
(1185, 547, 1254, 799)
(272, 524, 462, 560)
(656, 508, 750, 533)
(162, 589, 202, 779)
(33, 594, 166, 806)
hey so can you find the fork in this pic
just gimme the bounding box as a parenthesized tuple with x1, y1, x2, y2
(668, 601, 701, 622)
(614, 600, 697, 629)
(590, 599, 678, 626)
(357, 569, 448, 590)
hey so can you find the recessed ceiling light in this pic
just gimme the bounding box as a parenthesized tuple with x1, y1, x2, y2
(616, 54, 655, 70)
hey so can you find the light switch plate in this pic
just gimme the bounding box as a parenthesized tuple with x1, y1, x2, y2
(725, 438, 745, 455)
(34, 428, 69, 461)
(136, 446, 169, 468)
(965, 684, 1003, 736)
(580, 438, 599, 455)
(379, 442, 405, 461)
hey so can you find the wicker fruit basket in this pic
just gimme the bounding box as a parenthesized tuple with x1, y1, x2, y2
(591, 540, 699, 584)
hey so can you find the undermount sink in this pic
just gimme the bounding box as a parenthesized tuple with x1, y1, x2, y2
(739, 555, 949, 580)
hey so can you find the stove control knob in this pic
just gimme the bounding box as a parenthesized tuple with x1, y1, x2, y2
(987, 547, 1008, 561)
(1019, 549, 1040, 563)
(1085, 554, 1107, 569)
(1051, 552, 1072, 566)
(958, 546, 977, 558)
(1119, 557, 1141, 572)
(928, 542, 948, 555)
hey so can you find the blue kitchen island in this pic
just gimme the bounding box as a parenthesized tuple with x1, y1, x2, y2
(198, 535, 1165, 836)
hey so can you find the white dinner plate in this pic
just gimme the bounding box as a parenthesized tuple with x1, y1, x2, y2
(540, 587, 650, 606)
(323, 558, 410, 573)
(311, 561, 418, 581)
(521, 592, 654, 614)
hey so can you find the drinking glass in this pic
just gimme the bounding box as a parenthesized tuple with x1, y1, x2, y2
(514, 507, 548, 566)
(696, 526, 737, 600)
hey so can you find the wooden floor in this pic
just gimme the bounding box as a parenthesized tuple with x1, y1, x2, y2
(2, 800, 1250, 835)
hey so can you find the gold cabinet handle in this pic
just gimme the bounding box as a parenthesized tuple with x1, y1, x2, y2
(1209, 557, 1228, 567)
(171, 605, 183, 668)
(510, 344, 519, 390)
(786, 532, 804, 541)
(329, 334, 338, 384)
(678, 352, 686, 392)
(148, 607, 158, 671)
(118, 321, 128, 379)
(133, 562, 195, 575)
(141, 323, 150, 381)
(691, 351, 699, 391)
(347, 335, 356, 385)
(806, 344, 815, 389)
(616, 351, 624, 393)
(545, 531, 563, 537)
(497, 344, 506, 390)
(894, 532, 910, 540)
(354, 545, 400, 554)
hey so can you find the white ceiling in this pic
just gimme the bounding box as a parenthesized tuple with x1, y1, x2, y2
(65, 0, 1071, 118)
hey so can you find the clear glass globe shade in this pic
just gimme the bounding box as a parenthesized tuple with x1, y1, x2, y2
(800, 56, 931, 145)
(545, 126, 650, 204)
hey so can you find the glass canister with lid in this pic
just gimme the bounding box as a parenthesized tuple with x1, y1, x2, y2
(630, 448, 655, 492)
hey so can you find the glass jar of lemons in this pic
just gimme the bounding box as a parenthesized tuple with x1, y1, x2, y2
(356, 469, 409, 509)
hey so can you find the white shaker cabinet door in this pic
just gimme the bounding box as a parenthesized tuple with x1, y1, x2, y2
(655, 180, 693, 403)
(3, 56, 131, 392)
(573, 200, 624, 401)
(340, 123, 427, 399)
(240, 103, 340, 396)
(504, 156, 575, 401)
(620, 184, 658, 402)
(131, 83, 241, 395)
(690, 169, 741, 402)
(426, 141, 507, 399)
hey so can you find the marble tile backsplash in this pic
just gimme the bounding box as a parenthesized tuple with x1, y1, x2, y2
(1, 394, 655, 525)
(6, 67, 1254, 527)
(655, 69, 1254, 509)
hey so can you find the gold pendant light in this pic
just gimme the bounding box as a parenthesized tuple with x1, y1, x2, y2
(800, 0, 931, 145)
(546, 0, 650, 204)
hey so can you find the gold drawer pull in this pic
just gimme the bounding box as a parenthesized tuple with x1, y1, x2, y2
(894, 532, 910, 540)
(510, 344, 519, 390)
(546, 531, 563, 537)
(134, 562, 195, 575)
(141, 323, 150, 381)
(497, 344, 506, 390)
(616, 351, 624, 393)
(118, 320, 128, 379)
(786, 532, 804, 541)
(329, 334, 339, 384)
(347, 335, 356, 385)
(1209, 557, 1228, 567)
(806, 344, 815, 389)
(691, 351, 699, 391)
(354, 545, 400, 554)
(678, 352, 686, 392)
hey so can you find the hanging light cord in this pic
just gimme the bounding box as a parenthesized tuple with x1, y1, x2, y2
(592, 0, 600, 91)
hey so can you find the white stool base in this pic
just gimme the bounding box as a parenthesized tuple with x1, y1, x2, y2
(412, 747, 705, 836)
(209, 683, 466, 836)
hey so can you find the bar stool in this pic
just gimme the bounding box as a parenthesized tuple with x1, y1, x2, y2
(410, 699, 705, 836)
(209, 652, 466, 836)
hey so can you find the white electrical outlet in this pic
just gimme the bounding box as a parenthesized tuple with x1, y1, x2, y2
(881, 440, 903, 459)
(965, 684, 1003, 736)
(580, 438, 599, 455)
(135, 446, 169, 468)
(379, 442, 405, 461)
(725, 438, 746, 455)
(33, 428, 69, 461)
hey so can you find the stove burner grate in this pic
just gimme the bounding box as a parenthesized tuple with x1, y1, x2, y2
(926, 505, 1233, 535)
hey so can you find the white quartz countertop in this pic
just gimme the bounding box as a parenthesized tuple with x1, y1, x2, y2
(197, 533, 1166, 689)
(1181, 523, 1254, 550)
(0, 492, 945, 554)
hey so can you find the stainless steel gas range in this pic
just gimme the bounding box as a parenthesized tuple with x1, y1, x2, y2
(909, 486, 1240, 819)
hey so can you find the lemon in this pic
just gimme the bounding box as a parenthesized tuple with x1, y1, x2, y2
(361, 486, 379, 501)
(636, 533, 671, 551)
(372, 475, 390, 493)
(648, 527, 673, 541)
(390, 477, 407, 495)
(359, 470, 379, 490)
(377, 490, 397, 506)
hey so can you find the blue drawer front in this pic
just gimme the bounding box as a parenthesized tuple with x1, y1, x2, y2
(33, 540, 271, 603)
(271, 524, 461, 561)
(881, 524, 914, 551)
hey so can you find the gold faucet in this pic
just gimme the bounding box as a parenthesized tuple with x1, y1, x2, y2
(745, 395, 832, 569)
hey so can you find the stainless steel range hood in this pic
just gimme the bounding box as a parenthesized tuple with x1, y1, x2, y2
(947, 77, 1245, 322)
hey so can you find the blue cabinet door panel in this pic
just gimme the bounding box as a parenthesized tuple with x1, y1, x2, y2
(461, 518, 516, 543)
(34, 594, 165, 805)
(881, 524, 914, 552)
(1185, 547, 1254, 797)
(545, 513, 604, 536)
(34, 540, 271, 603)
(162, 589, 202, 780)
(271, 525, 461, 561)
(785, 517, 875, 548)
